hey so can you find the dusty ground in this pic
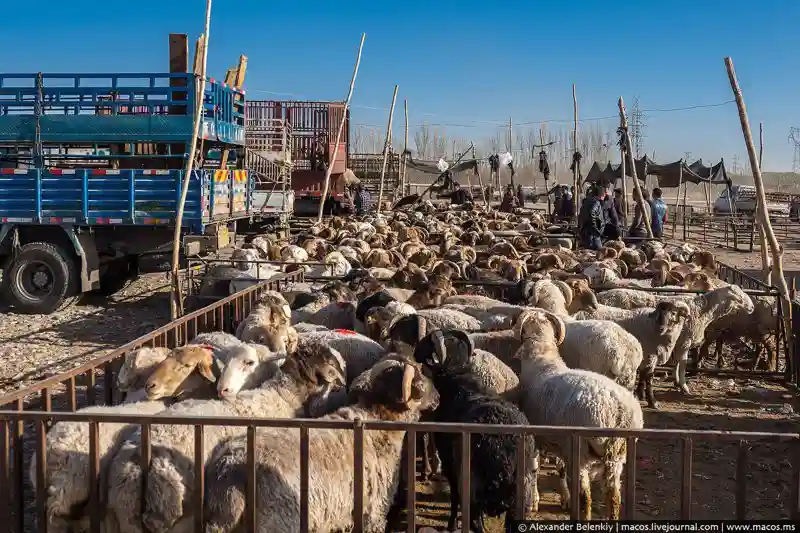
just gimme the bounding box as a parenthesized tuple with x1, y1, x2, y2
(0, 272, 173, 395)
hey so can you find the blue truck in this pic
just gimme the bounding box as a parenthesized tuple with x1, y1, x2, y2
(0, 72, 257, 314)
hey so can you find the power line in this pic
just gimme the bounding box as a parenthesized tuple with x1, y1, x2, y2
(247, 87, 736, 129)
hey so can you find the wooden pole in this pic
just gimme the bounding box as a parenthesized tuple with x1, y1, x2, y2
(725, 57, 788, 372)
(508, 117, 515, 188)
(572, 84, 579, 222)
(377, 84, 398, 212)
(672, 161, 683, 239)
(758, 121, 772, 284)
(317, 33, 365, 222)
(402, 98, 409, 196)
(618, 97, 652, 237)
(170, 0, 212, 320)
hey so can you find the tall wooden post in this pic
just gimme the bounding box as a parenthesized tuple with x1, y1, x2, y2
(170, 0, 212, 320)
(758, 121, 772, 284)
(726, 57, 789, 371)
(317, 33, 365, 222)
(572, 84, 579, 221)
(618, 97, 652, 237)
(402, 99, 409, 196)
(377, 84, 398, 212)
(672, 162, 683, 239)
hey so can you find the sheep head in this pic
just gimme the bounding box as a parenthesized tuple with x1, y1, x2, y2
(431, 260, 462, 280)
(144, 345, 216, 400)
(596, 247, 619, 260)
(654, 301, 690, 337)
(682, 271, 715, 291)
(355, 357, 439, 415)
(284, 343, 347, 391)
(565, 278, 598, 313)
(413, 329, 474, 374)
(217, 344, 287, 398)
(117, 346, 171, 393)
(690, 250, 717, 273)
(384, 313, 428, 357)
(513, 309, 566, 348)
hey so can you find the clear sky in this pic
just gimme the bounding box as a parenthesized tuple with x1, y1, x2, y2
(4, 0, 798, 172)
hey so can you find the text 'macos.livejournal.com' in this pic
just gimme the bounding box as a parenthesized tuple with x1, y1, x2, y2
(511, 521, 798, 533)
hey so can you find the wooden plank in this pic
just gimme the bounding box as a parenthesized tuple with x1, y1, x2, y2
(219, 55, 248, 170)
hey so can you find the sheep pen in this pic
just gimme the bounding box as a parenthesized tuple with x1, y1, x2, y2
(0, 218, 797, 532)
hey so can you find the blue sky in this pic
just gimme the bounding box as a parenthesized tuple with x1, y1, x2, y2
(4, 0, 798, 172)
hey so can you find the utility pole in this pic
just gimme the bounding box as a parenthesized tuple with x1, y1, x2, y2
(630, 96, 647, 158)
(789, 127, 800, 173)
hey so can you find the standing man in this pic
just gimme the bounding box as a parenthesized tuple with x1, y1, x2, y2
(650, 187, 668, 238)
(354, 184, 373, 216)
(578, 185, 605, 250)
(602, 185, 621, 240)
(516, 184, 525, 208)
(628, 187, 651, 240)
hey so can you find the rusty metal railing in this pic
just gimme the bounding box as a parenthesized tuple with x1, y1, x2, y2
(0, 412, 797, 532)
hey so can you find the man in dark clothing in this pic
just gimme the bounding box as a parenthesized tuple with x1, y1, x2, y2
(516, 184, 525, 208)
(499, 184, 518, 212)
(450, 182, 472, 205)
(627, 187, 651, 240)
(578, 186, 605, 250)
(602, 185, 621, 240)
(354, 185, 373, 215)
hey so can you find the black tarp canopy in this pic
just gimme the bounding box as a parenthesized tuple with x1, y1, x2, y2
(583, 156, 731, 188)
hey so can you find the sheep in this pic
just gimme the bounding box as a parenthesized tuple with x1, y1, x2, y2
(297, 329, 386, 385)
(574, 301, 691, 408)
(294, 300, 358, 330)
(202, 356, 439, 533)
(235, 301, 298, 354)
(216, 343, 289, 398)
(105, 343, 347, 533)
(141, 345, 219, 401)
(411, 329, 537, 532)
(116, 347, 171, 401)
(667, 285, 755, 394)
(595, 287, 690, 310)
(30, 400, 169, 533)
(514, 309, 644, 520)
(468, 318, 644, 390)
(31, 345, 219, 533)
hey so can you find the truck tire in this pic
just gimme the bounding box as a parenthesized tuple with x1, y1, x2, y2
(1, 242, 80, 314)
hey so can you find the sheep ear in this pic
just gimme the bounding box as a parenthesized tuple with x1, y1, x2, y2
(196, 349, 217, 382)
(544, 311, 567, 346)
(551, 280, 573, 307)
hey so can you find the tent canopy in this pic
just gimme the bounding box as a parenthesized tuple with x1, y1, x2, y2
(583, 155, 731, 188)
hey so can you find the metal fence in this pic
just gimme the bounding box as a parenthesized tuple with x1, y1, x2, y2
(667, 212, 800, 252)
(0, 265, 798, 531)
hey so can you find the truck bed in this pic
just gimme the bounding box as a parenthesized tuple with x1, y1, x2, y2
(0, 168, 252, 234)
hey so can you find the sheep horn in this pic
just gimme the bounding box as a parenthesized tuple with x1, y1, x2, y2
(544, 311, 567, 346)
(401, 363, 415, 403)
(195, 349, 217, 382)
(431, 329, 447, 365)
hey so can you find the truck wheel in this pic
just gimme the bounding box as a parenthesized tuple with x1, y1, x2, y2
(1, 242, 79, 314)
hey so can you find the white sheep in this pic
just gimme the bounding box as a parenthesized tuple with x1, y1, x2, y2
(202, 358, 439, 533)
(574, 301, 691, 408)
(297, 329, 386, 384)
(668, 285, 755, 393)
(30, 400, 168, 533)
(116, 347, 171, 401)
(514, 309, 644, 520)
(596, 287, 689, 310)
(216, 343, 287, 398)
(105, 344, 346, 533)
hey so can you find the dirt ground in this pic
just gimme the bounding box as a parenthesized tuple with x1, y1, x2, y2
(0, 272, 173, 395)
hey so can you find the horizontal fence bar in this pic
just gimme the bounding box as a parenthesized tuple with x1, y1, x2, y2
(0, 412, 795, 440)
